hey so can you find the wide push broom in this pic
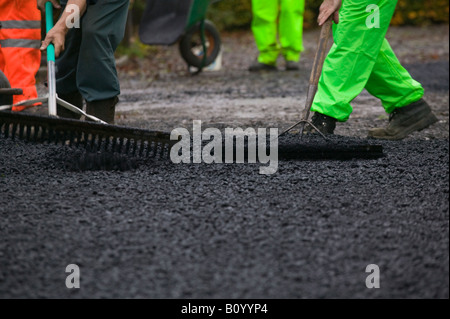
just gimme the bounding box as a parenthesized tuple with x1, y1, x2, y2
(0, 2, 174, 158)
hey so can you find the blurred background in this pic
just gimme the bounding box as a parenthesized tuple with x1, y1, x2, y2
(116, 0, 450, 65)
(128, 0, 449, 32)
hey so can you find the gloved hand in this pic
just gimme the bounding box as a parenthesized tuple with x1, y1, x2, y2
(318, 0, 341, 26)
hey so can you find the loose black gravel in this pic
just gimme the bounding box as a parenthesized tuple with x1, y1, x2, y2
(0, 133, 448, 299)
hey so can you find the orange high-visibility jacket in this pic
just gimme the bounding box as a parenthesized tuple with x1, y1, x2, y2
(0, 0, 41, 110)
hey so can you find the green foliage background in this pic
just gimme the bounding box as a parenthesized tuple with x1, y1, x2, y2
(208, 0, 449, 30)
(131, 0, 449, 31)
(124, 0, 449, 56)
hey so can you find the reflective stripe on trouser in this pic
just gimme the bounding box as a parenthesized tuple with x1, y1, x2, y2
(251, 0, 305, 65)
(0, 0, 41, 108)
(311, 0, 424, 122)
(0, 39, 41, 49)
(56, 0, 129, 102)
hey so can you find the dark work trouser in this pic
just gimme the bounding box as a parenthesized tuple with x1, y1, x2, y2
(56, 0, 129, 102)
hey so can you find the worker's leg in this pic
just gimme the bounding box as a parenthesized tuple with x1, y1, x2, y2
(77, 0, 129, 102)
(365, 39, 424, 113)
(279, 0, 304, 63)
(54, 2, 84, 118)
(77, 0, 129, 123)
(5, 47, 41, 108)
(0, 48, 4, 72)
(0, 0, 41, 109)
(55, 2, 82, 96)
(365, 39, 437, 140)
(311, 0, 398, 122)
(251, 0, 280, 66)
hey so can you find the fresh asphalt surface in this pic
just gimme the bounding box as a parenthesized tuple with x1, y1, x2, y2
(0, 63, 449, 299)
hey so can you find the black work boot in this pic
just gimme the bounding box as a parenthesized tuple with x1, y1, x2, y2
(57, 91, 83, 120)
(86, 96, 119, 124)
(304, 112, 337, 135)
(248, 60, 277, 72)
(368, 99, 438, 140)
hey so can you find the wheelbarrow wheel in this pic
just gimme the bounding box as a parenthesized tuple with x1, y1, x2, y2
(179, 20, 221, 69)
(0, 70, 13, 106)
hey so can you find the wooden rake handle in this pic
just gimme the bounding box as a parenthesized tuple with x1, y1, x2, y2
(295, 18, 333, 138)
(278, 19, 333, 139)
(303, 19, 333, 119)
(310, 19, 333, 86)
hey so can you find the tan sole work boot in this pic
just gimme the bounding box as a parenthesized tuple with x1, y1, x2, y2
(368, 99, 438, 140)
(86, 96, 119, 124)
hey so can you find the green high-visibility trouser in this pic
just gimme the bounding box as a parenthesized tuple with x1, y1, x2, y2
(251, 0, 305, 65)
(311, 0, 424, 122)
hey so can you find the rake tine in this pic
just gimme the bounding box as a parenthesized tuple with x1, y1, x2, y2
(90, 134, 97, 151)
(11, 123, 18, 140)
(123, 138, 129, 154)
(55, 129, 62, 145)
(67, 130, 74, 147)
(4, 122, 10, 139)
(138, 140, 145, 157)
(35, 126, 42, 142)
(18, 123, 25, 139)
(0, 111, 175, 160)
(146, 141, 152, 157)
(103, 136, 110, 152)
(48, 127, 55, 144)
(131, 140, 137, 156)
(74, 131, 80, 148)
(110, 137, 116, 153)
(118, 138, 124, 154)
(26, 125, 32, 142)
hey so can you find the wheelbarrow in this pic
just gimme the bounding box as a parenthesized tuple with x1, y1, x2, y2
(139, 0, 222, 73)
(0, 70, 22, 106)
